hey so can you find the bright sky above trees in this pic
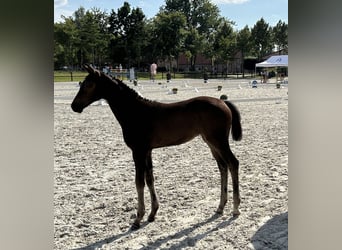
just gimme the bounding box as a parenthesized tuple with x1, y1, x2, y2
(54, 0, 287, 30)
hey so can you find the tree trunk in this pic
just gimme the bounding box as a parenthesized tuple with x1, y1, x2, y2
(241, 51, 245, 78)
(169, 56, 172, 72)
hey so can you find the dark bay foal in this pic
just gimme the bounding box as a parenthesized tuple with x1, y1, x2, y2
(71, 64, 242, 229)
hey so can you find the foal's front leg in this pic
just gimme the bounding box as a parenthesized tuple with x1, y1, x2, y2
(132, 152, 146, 230)
(145, 151, 159, 222)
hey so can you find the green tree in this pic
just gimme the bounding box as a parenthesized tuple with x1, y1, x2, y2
(272, 20, 288, 53)
(202, 28, 217, 73)
(164, 0, 191, 23)
(108, 2, 147, 67)
(89, 7, 111, 66)
(54, 6, 112, 68)
(141, 20, 159, 65)
(153, 11, 186, 70)
(81, 10, 108, 65)
(183, 27, 204, 71)
(191, 0, 221, 36)
(126, 7, 148, 67)
(54, 17, 78, 69)
(54, 22, 67, 68)
(163, 0, 220, 71)
(251, 18, 273, 60)
(72, 7, 89, 66)
(236, 25, 252, 77)
(214, 19, 237, 76)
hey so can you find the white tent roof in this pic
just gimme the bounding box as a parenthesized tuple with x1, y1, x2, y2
(255, 55, 288, 67)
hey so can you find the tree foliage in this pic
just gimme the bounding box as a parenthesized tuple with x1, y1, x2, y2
(251, 18, 273, 60)
(213, 19, 237, 74)
(272, 20, 288, 53)
(54, 2, 287, 72)
(152, 11, 186, 69)
(237, 25, 252, 77)
(108, 2, 147, 67)
(163, 0, 220, 70)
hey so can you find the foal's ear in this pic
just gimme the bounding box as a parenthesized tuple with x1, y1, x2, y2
(83, 64, 101, 77)
(83, 64, 93, 73)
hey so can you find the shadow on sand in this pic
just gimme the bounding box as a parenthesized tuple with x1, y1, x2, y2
(251, 212, 288, 250)
(143, 214, 237, 250)
(71, 228, 133, 250)
(72, 213, 237, 250)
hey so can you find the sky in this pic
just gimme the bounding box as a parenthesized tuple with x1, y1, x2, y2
(54, 0, 287, 30)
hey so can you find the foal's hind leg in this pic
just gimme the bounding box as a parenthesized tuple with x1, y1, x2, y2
(145, 151, 159, 222)
(227, 151, 241, 216)
(207, 138, 241, 216)
(209, 149, 228, 214)
(220, 145, 241, 216)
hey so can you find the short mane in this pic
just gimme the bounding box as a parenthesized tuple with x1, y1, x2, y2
(108, 75, 155, 104)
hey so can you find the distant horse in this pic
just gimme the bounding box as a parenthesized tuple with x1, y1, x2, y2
(71, 64, 242, 229)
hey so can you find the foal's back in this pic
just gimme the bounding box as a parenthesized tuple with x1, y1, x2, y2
(147, 96, 232, 149)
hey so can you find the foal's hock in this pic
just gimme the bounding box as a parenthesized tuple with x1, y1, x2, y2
(71, 64, 242, 229)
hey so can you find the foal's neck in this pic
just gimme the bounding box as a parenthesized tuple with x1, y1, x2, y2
(101, 76, 149, 127)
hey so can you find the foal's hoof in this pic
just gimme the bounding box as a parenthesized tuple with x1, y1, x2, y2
(216, 208, 224, 215)
(131, 222, 140, 230)
(147, 215, 155, 222)
(232, 210, 241, 217)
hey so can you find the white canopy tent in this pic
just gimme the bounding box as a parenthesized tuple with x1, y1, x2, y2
(256, 55, 288, 68)
(255, 55, 288, 83)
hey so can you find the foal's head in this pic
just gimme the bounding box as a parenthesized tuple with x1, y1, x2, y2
(71, 64, 106, 113)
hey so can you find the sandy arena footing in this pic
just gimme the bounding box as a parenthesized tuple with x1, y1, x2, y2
(54, 78, 288, 249)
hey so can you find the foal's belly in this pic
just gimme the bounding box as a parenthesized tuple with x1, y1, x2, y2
(151, 120, 199, 148)
(152, 132, 198, 148)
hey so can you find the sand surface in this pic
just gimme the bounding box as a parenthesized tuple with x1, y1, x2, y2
(54, 78, 288, 249)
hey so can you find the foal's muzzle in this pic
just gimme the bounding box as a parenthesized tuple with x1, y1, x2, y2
(71, 102, 84, 113)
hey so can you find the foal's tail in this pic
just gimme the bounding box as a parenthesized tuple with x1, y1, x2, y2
(224, 101, 242, 141)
